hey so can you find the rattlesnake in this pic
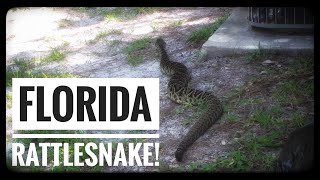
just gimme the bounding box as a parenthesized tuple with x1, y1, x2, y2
(156, 37, 223, 162)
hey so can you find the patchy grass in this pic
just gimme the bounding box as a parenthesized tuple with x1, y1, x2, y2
(186, 132, 281, 172)
(187, 16, 228, 44)
(225, 86, 246, 101)
(90, 29, 122, 44)
(240, 132, 282, 154)
(272, 80, 306, 105)
(6, 58, 77, 87)
(291, 111, 306, 127)
(42, 48, 66, 64)
(98, 7, 160, 21)
(182, 118, 194, 126)
(6, 92, 12, 109)
(6, 69, 76, 87)
(99, 7, 124, 21)
(74, 7, 90, 13)
(109, 40, 122, 47)
(269, 104, 284, 117)
(288, 56, 314, 75)
(170, 20, 183, 27)
(251, 110, 274, 128)
(132, 7, 160, 15)
(124, 37, 153, 66)
(58, 19, 74, 28)
(151, 21, 163, 30)
(211, 55, 313, 172)
(224, 112, 239, 123)
(245, 42, 271, 63)
(186, 150, 250, 172)
(239, 97, 264, 107)
(95, 31, 109, 40)
(174, 106, 185, 115)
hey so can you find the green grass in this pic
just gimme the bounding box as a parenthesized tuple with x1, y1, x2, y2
(124, 37, 152, 66)
(99, 7, 125, 21)
(95, 31, 109, 40)
(187, 150, 250, 172)
(255, 153, 277, 171)
(241, 132, 282, 154)
(109, 40, 122, 47)
(174, 106, 185, 115)
(225, 86, 246, 101)
(127, 54, 143, 66)
(206, 132, 281, 172)
(42, 48, 66, 64)
(201, 55, 313, 172)
(291, 111, 306, 127)
(225, 112, 239, 123)
(6, 92, 12, 109)
(151, 21, 162, 30)
(288, 56, 314, 75)
(74, 7, 89, 13)
(269, 104, 283, 117)
(245, 42, 271, 63)
(238, 97, 264, 107)
(58, 19, 74, 28)
(98, 7, 159, 21)
(132, 7, 160, 15)
(182, 118, 193, 126)
(89, 29, 122, 44)
(6, 69, 76, 87)
(6, 58, 76, 87)
(187, 16, 228, 44)
(252, 110, 274, 128)
(272, 80, 304, 105)
(170, 20, 183, 27)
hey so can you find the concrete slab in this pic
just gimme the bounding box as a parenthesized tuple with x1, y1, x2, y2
(201, 7, 314, 58)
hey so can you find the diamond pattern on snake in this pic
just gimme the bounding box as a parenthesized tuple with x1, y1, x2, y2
(155, 37, 224, 162)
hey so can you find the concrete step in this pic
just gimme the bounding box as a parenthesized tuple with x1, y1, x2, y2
(200, 7, 314, 59)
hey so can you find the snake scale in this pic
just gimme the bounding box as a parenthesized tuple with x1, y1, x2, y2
(155, 37, 224, 162)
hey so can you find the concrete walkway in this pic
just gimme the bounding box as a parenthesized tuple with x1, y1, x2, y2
(201, 7, 314, 58)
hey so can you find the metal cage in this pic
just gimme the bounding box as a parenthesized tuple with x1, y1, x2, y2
(248, 7, 314, 29)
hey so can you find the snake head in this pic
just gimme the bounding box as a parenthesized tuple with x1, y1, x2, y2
(155, 37, 166, 48)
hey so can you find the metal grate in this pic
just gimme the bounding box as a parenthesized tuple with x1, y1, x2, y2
(248, 7, 313, 29)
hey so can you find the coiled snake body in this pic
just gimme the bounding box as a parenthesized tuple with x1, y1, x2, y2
(156, 38, 223, 162)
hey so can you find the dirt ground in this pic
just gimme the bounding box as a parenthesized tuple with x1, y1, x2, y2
(6, 7, 314, 172)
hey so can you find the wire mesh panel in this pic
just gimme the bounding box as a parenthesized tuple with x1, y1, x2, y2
(248, 7, 313, 29)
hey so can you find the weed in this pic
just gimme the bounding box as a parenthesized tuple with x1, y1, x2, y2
(291, 111, 306, 127)
(201, 150, 250, 172)
(245, 42, 271, 63)
(272, 80, 304, 105)
(124, 37, 152, 66)
(42, 48, 65, 64)
(182, 118, 193, 126)
(109, 40, 122, 47)
(170, 20, 183, 27)
(269, 104, 283, 117)
(6, 68, 76, 87)
(58, 19, 74, 28)
(240, 132, 282, 154)
(225, 112, 239, 123)
(99, 7, 159, 21)
(187, 16, 228, 44)
(6, 92, 12, 109)
(252, 110, 274, 128)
